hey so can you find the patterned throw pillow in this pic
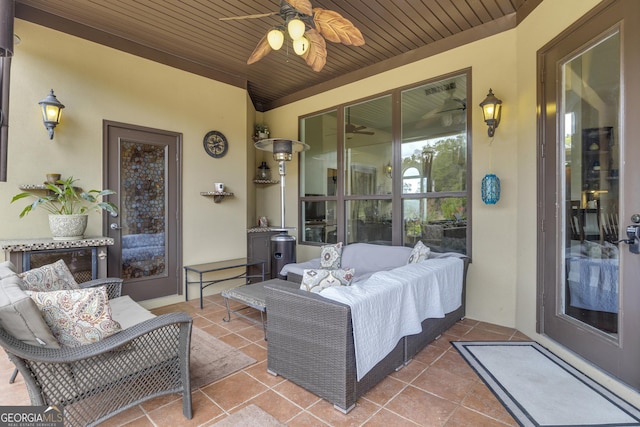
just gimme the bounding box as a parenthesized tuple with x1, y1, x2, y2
(27, 286, 122, 347)
(300, 268, 355, 293)
(18, 259, 79, 292)
(320, 242, 343, 269)
(407, 240, 431, 264)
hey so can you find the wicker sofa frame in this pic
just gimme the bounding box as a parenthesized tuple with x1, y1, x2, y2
(265, 256, 469, 413)
(0, 277, 193, 427)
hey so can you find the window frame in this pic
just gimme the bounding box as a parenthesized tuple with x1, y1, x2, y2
(298, 68, 472, 255)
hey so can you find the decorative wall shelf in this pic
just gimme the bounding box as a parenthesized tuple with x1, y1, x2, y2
(19, 184, 82, 192)
(200, 191, 234, 203)
(253, 179, 279, 185)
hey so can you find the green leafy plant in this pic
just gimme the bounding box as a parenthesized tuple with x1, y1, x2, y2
(11, 176, 118, 218)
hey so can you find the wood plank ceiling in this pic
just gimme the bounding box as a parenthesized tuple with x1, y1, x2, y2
(15, 0, 540, 112)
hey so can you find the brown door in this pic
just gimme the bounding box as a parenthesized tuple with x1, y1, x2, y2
(539, 0, 640, 390)
(104, 121, 182, 301)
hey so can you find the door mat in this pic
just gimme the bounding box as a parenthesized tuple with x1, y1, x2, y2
(452, 341, 640, 426)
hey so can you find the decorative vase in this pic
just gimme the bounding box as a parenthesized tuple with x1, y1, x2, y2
(48, 214, 88, 240)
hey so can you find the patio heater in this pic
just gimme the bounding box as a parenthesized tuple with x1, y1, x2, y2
(255, 138, 309, 278)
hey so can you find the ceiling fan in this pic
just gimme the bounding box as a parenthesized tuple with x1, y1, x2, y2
(416, 95, 467, 128)
(220, 0, 365, 72)
(345, 111, 374, 135)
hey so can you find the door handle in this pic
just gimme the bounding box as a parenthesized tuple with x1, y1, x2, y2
(110, 223, 122, 230)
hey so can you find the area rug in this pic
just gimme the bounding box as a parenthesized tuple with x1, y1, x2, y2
(190, 327, 256, 390)
(210, 404, 286, 427)
(452, 341, 640, 427)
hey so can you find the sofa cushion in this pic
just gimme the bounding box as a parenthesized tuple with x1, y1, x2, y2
(301, 268, 355, 293)
(18, 259, 80, 292)
(341, 243, 413, 278)
(320, 242, 343, 269)
(407, 240, 430, 264)
(27, 286, 122, 347)
(0, 274, 60, 348)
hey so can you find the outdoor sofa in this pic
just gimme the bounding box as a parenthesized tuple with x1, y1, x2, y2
(266, 243, 470, 412)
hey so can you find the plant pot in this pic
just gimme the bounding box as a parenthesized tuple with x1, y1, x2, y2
(48, 214, 88, 241)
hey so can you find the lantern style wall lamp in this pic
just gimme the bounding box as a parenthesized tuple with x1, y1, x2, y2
(479, 88, 502, 137)
(38, 89, 65, 140)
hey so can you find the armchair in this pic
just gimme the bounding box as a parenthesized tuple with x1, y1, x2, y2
(0, 261, 193, 427)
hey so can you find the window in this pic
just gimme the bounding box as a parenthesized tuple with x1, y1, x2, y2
(300, 70, 470, 254)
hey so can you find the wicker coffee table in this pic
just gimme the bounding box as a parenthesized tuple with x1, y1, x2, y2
(221, 278, 296, 339)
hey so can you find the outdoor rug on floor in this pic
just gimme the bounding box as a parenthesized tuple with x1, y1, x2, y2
(452, 341, 640, 427)
(210, 404, 286, 427)
(190, 327, 256, 390)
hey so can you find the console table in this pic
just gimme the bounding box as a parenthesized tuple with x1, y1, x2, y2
(0, 236, 114, 281)
(184, 257, 266, 309)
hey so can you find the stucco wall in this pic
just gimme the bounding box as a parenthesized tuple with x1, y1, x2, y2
(1, 20, 251, 290)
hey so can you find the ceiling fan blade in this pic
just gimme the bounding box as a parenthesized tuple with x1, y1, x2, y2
(354, 130, 375, 135)
(246, 33, 272, 65)
(219, 12, 278, 21)
(313, 8, 365, 46)
(285, 0, 313, 16)
(302, 29, 327, 72)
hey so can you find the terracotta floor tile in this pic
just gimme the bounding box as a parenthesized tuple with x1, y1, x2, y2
(145, 389, 223, 426)
(244, 389, 304, 423)
(235, 324, 266, 342)
(238, 342, 268, 362)
(198, 322, 233, 338)
(200, 371, 268, 411)
(362, 408, 421, 426)
(286, 410, 331, 426)
(308, 397, 380, 427)
(244, 360, 286, 388)
(89, 404, 146, 427)
(390, 359, 428, 383)
(411, 343, 448, 366)
(476, 322, 518, 337)
(361, 375, 407, 406)
(385, 385, 457, 426)
(430, 350, 478, 382)
(460, 327, 512, 341)
(217, 332, 252, 348)
(461, 382, 518, 426)
(411, 365, 475, 403)
(118, 415, 155, 426)
(445, 406, 515, 427)
(273, 379, 322, 409)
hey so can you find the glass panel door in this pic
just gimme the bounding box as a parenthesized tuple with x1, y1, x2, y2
(540, 0, 640, 390)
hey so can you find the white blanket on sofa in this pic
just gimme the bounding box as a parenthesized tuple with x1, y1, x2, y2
(320, 257, 464, 380)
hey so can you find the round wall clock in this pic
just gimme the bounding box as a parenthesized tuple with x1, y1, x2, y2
(203, 130, 228, 158)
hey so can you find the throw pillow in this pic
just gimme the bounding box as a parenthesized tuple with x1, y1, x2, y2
(18, 259, 80, 292)
(320, 242, 343, 269)
(27, 286, 122, 347)
(300, 268, 354, 293)
(407, 240, 430, 264)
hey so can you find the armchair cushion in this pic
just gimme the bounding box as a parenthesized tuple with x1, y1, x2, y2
(18, 259, 80, 292)
(0, 272, 60, 348)
(27, 286, 122, 347)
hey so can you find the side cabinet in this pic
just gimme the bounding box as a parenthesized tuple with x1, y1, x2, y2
(247, 230, 278, 282)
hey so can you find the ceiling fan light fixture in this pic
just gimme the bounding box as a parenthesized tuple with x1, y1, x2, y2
(292, 35, 309, 55)
(287, 17, 306, 40)
(267, 28, 285, 50)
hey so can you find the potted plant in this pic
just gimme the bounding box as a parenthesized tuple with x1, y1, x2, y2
(11, 176, 118, 241)
(255, 124, 269, 139)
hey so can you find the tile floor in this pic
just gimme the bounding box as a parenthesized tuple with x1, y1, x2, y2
(1, 294, 530, 426)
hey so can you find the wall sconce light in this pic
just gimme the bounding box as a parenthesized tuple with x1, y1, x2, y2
(479, 88, 502, 137)
(384, 162, 392, 178)
(38, 89, 65, 140)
